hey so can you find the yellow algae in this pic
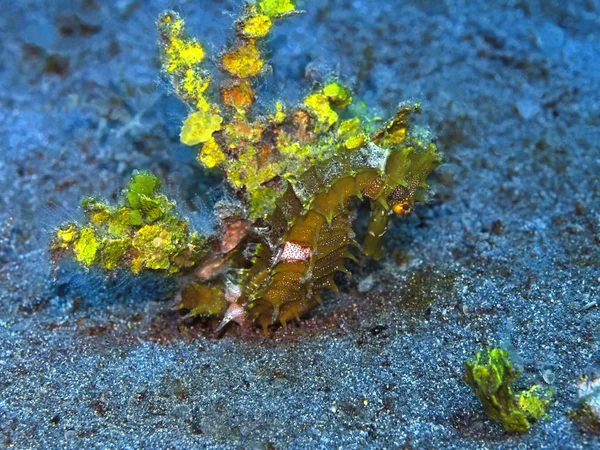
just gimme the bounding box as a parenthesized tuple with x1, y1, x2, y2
(107, 207, 134, 235)
(242, 15, 272, 37)
(158, 13, 205, 74)
(89, 209, 110, 224)
(343, 134, 365, 149)
(338, 117, 361, 135)
(323, 82, 352, 108)
(132, 225, 175, 271)
(248, 185, 281, 219)
(338, 118, 365, 149)
(73, 227, 99, 266)
(182, 69, 209, 98)
(139, 195, 170, 222)
(53, 169, 210, 274)
(221, 41, 264, 78)
(83, 199, 111, 224)
(277, 131, 310, 158)
(180, 110, 223, 146)
(99, 238, 129, 270)
(272, 101, 286, 123)
(465, 347, 553, 433)
(158, 12, 183, 38)
(259, 0, 295, 17)
(178, 41, 204, 67)
(55, 224, 78, 247)
(164, 38, 205, 74)
(126, 171, 161, 210)
(382, 127, 406, 146)
(517, 386, 552, 421)
(198, 137, 226, 168)
(304, 93, 337, 130)
(179, 68, 213, 111)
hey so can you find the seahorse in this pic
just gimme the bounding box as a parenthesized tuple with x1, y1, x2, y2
(241, 112, 440, 331)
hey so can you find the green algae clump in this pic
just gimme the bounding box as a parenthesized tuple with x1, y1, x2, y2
(52, 171, 209, 274)
(465, 347, 553, 433)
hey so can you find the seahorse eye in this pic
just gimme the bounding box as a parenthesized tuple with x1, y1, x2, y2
(392, 201, 412, 215)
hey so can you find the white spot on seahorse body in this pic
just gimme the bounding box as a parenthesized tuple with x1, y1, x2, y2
(279, 241, 312, 262)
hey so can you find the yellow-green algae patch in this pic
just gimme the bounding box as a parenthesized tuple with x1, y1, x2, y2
(180, 110, 223, 146)
(52, 171, 210, 274)
(259, 0, 295, 17)
(73, 227, 99, 266)
(465, 347, 553, 433)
